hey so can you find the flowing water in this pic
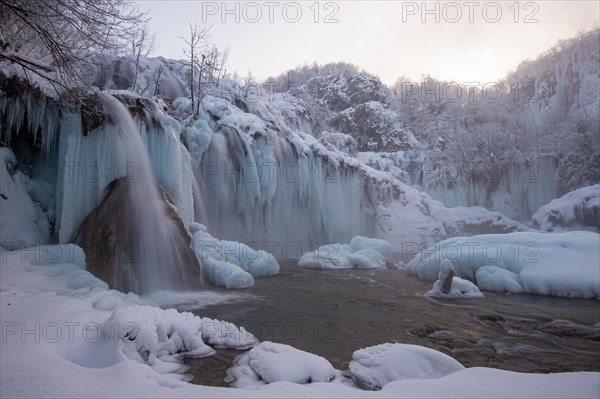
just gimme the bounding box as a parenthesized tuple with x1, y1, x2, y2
(184, 261, 600, 387)
(101, 94, 197, 293)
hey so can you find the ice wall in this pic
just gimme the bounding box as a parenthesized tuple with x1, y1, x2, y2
(194, 125, 369, 257)
(359, 152, 559, 222)
(1, 82, 199, 292)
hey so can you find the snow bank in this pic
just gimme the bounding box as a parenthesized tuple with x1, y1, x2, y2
(103, 305, 257, 365)
(408, 231, 600, 298)
(226, 341, 335, 389)
(532, 184, 600, 232)
(191, 224, 279, 289)
(298, 236, 392, 269)
(431, 205, 530, 236)
(1, 244, 599, 397)
(349, 343, 465, 390)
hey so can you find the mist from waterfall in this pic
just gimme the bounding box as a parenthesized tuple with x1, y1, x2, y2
(98, 93, 198, 293)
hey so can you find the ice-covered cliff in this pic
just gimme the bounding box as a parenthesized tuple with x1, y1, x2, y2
(1, 57, 529, 291)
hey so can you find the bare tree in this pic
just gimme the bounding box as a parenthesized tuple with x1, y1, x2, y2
(179, 22, 211, 116)
(131, 23, 157, 93)
(216, 45, 230, 85)
(152, 64, 165, 97)
(0, 0, 148, 95)
(242, 70, 256, 98)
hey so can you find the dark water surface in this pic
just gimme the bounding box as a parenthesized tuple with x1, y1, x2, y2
(184, 262, 600, 386)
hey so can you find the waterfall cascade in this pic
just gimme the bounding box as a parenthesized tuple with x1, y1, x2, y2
(72, 93, 200, 293)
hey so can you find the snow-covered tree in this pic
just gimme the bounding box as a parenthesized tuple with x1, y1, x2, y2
(0, 0, 147, 90)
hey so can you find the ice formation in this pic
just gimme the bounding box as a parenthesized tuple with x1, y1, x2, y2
(408, 231, 600, 298)
(191, 223, 279, 289)
(0, 147, 50, 249)
(298, 236, 392, 269)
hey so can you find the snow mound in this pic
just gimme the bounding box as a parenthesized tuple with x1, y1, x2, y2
(349, 343, 465, 390)
(0, 147, 50, 250)
(424, 259, 484, 298)
(425, 277, 484, 298)
(226, 341, 335, 389)
(408, 231, 600, 298)
(192, 226, 280, 289)
(102, 305, 258, 366)
(532, 184, 600, 232)
(476, 266, 524, 293)
(298, 236, 392, 269)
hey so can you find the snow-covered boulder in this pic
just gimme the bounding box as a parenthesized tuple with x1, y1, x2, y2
(298, 236, 392, 269)
(408, 231, 600, 298)
(439, 258, 455, 293)
(349, 343, 465, 390)
(75, 177, 201, 294)
(192, 226, 279, 289)
(425, 277, 484, 299)
(226, 341, 336, 389)
(424, 258, 484, 298)
(0, 147, 50, 250)
(298, 71, 418, 151)
(532, 184, 600, 232)
(431, 206, 530, 236)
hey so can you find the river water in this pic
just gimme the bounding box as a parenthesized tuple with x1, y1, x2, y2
(185, 262, 600, 386)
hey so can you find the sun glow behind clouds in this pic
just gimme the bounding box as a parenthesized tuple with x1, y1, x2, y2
(138, 0, 599, 85)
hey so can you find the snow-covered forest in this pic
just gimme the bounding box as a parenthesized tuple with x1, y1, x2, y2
(1, 1, 599, 398)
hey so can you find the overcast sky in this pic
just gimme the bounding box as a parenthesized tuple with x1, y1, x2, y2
(136, 1, 599, 85)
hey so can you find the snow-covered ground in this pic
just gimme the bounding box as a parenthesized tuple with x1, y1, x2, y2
(1, 33, 599, 399)
(2, 245, 599, 398)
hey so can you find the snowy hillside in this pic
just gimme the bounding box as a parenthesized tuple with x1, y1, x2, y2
(296, 71, 419, 151)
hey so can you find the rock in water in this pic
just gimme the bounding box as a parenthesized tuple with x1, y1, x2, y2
(75, 177, 200, 293)
(439, 258, 455, 294)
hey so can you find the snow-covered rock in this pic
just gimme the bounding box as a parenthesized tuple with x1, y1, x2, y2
(408, 231, 600, 298)
(319, 131, 358, 156)
(349, 343, 465, 390)
(83, 54, 190, 100)
(424, 259, 484, 298)
(438, 258, 455, 293)
(532, 184, 600, 232)
(226, 341, 336, 389)
(298, 236, 392, 269)
(431, 206, 530, 236)
(297, 71, 418, 151)
(425, 277, 484, 299)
